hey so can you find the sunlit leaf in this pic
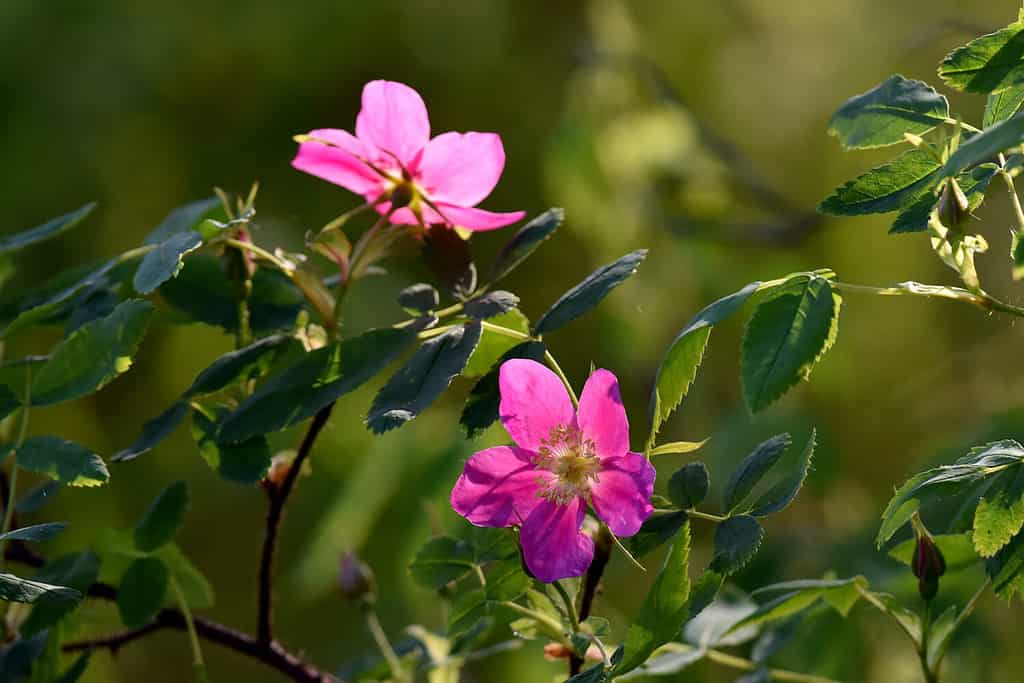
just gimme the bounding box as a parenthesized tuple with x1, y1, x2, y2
(17, 437, 109, 487)
(938, 16, 1024, 93)
(828, 75, 948, 149)
(942, 113, 1024, 178)
(985, 85, 1024, 127)
(819, 148, 942, 215)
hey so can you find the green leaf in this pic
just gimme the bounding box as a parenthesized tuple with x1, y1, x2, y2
(0, 523, 67, 544)
(463, 291, 520, 319)
(877, 440, 1024, 546)
(828, 75, 949, 149)
(985, 85, 1024, 127)
(462, 309, 530, 378)
(942, 113, 1024, 178)
(219, 326, 420, 442)
(488, 208, 563, 284)
(367, 322, 482, 434)
(889, 164, 998, 234)
(724, 434, 792, 512)
(938, 17, 1024, 93)
(397, 283, 439, 313)
(741, 275, 841, 413)
(0, 573, 80, 606)
(668, 462, 710, 509)
(0, 203, 96, 255)
(21, 552, 100, 636)
(1012, 230, 1024, 280)
(15, 482, 62, 516)
(973, 467, 1024, 557)
(629, 511, 688, 558)
(17, 437, 109, 487)
(567, 665, 607, 683)
(460, 340, 546, 437)
(134, 481, 189, 552)
(925, 604, 958, 671)
(191, 406, 272, 484)
(533, 250, 647, 335)
(710, 515, 764, 575)
(648, 282, 760, 446)
(750, 430, 817, 517)
(117, 556, 169, 628)
(54, 652, 91, 683)
(727, 577, 866, 633)
(616, 647, 706, 679)
(649, 440, 707, 457)
(818, 148, 942, 215)
(409, 536, 475, 590)
(143, 198, 220, 244)
(30, 299, 154, 406)
(614, 522, 691, 676)
(111, 401, 188, 463)
(134, 231, 203, 294)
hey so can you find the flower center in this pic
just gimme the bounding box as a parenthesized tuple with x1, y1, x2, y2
(534, 424, 601, 505)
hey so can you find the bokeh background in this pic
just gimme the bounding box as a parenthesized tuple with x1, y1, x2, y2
(1, 0, 1021, 681)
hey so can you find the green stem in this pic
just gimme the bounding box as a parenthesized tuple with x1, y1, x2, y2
(319, 201, 375, 235)
(478, 320, 531, 341)
(944, 118, 983, 135)
(702, 647, 845, 683)
(0, 370, 31, 569)
(170, 576, 209, 683)
(543, 350, 578, 407)
(365, 607, 406, 683)
(685, 508, 728, 522)
(999, 153, 1024, 231)
(223, 238, 294, 274)
(499, 601, 569, 645)
(552, 580, 580, 631)
(831, 281, 1024, 319)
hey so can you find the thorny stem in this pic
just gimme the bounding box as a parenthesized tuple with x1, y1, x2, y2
(365, 607, 406, 683)
(258, 403, 335, 645)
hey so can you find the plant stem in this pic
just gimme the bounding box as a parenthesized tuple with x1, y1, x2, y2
(831, 280, 1024, 319)
(171, 576, 209, 683)
(544, 350, 578, 407)
(999, 153, 1024, 231)
(224, 238, 294, 274)
(552, 580, 580, 630)
(499, 601, 569, 645)
(365, 607, 406, 683)
(685, 508, 728, 522)
(0, 370, 31, 568)
(570, 526, 613, 676)
(702, 647, 845, 683)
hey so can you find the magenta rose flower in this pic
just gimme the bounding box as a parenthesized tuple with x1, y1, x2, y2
(292, 80, 525, 232)
(451, 359, 656, 582)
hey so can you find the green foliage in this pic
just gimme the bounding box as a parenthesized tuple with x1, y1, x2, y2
(367, 322, 482, 433)
(488, 208, 563, 284)
(112, 402, 188, 462)
(0, 573, 81, 606)
(727, 577, 867, 633)
(134, 481, 189, 552)
(750, 430, 816, 517)
(462, 291, 519, 319)
(142, 198, 220, 245)
(409, 536, 477, 590)
(614, 523, 691, 676)
(0, 523, 67, 544)
(185, 334, 298, 398)
(668, 462, 709, 509)
(890, 164, 997, 234)
(117, 556, 169, 628)
(30, 299, 153, 406)
(648, 282, 760, 447)
(462, 308, 530, 378)
(134, 231, 204, 294)
(191, 406, 272, 483)
(938, 14, 1024, 93)
(818, 147, 942, 215)
(0, 203, 96, 255)
(723, 434, 792, 512)
(710, 515, 764, 574)
(984, 85, 1024, 127)
(17, 437, 109, 487)
(460, 340, 546, 437)
(828, 75, 949, 149)
(398, 283, 440, 313)
(533, 250, 647, 335)
(20, 552, 100, 636)
(973, 468, 1024, 558)
(629, 511, 688, 558)
(741, 275, 841, 412)
(942, 113, 1024, 177)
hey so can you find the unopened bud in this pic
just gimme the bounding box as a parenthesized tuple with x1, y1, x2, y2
(338, 551, 376, 602)
(937, 178, 969, 229)
(912, 533, 946, 601)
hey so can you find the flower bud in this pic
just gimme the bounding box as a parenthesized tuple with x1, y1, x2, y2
(338, 551, 376, 602)
(912, 534, 946, 602)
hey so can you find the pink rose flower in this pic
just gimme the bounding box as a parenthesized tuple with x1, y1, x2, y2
(451, 359, 655, 582)
(292, 80, 526, 231)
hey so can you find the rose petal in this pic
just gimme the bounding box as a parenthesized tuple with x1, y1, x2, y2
(418, 131, 506, 207)
(355, 80, 430, 166)
(499, 359, 575, 451)
(520, 497, 594, 582)
(451, 446, 550, 528)
(433, 204, 526, 231)
(292, 139, 382, 196)
(577, 369, 630, 460)
(590, 452, 656, 537)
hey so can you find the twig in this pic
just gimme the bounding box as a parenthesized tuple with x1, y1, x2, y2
(258, 402, 335, 645)
(570, 527, 613, 676)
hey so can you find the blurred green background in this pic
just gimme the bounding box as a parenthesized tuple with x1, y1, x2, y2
(2, 0, 1022, 681)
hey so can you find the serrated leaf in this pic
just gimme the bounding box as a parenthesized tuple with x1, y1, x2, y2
(728, 577, 865, 633)
(462, 291, 519, 319)
(17, 437, 108, 487)
(724, 434, 792, 513)
(489, 208, 563, 284)
(0, 203, 96, 255)
(819, 147, 942, 215)
(986, 530, 1024, 600)
(710, 515, 764, 574)
(143, 198, 220, 244)
(185, 334, 297, 398)
(878, 440, 1024, 546)
(629, 511, 688, 558)
(21, 552, 100, 636)
(668, 462, 710, 509)
(938, 18, 1024, 93)
(741, 276, 841, 413)
(409, 536, 476, 590)
(191, 406, 272, 484)
(828, 75, 949, 149)
(648, 282, 760, 446)
(397, 283, 439, 313)
(30, 299, 153, 406)
(0, 523, 67, 544)
(533, 250, 647, 335)
(985, 85, 1024, 127)
(112, 401, 188, 463)
(0, 573, 80, 606)
(117, 556, 169, 628)
(367, 322, 482, 434)
(614, 523, 691, 676)
(460, 340, 546, 437)
(750, 430, 816, 517)
(973, 467, 1024, 557)
(943, 113, 1024, 178)
(462, 309, 531, 379)
(134, 230, 203, 294)
(889, 164, 997, 234)
(220, 325, 420, 442)
(616, 647, 705, 679)
(134, 481, 189, 552)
